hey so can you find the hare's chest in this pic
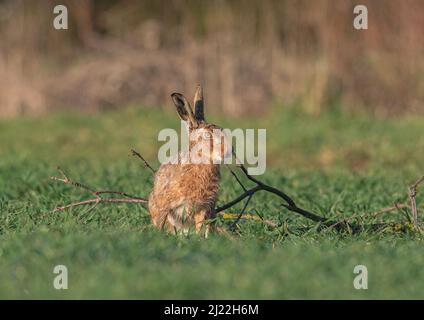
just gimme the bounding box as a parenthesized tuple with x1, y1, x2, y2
(151, 164, 220, 208)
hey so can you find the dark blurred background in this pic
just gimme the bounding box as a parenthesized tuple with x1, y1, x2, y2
(1, 0, 423, 118)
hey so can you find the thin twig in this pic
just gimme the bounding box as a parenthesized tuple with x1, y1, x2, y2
(51, 167, 145, 200)
(259, 217, 279, 228)
(131, 149, 156, 173)
(218, 212, 278, 228)
(409, 175, 424, 226)
(226, 165, 247, 192)
(52, 166, 97, 194)
(93, 190, 146, 199)
(51, 167, 148, 212)
(230, 194, 253, 230)
(328, 203, 408, 230)
(53, 198, 147, 212)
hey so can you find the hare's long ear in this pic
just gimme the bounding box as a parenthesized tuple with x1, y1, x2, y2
(171, 93, 197, 127)
(193, 85, 205, 122)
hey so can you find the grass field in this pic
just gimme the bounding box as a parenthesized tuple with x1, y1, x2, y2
(0, 106, 423, 299)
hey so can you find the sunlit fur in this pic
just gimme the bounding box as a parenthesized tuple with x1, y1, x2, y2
(149, 88, 230, 235)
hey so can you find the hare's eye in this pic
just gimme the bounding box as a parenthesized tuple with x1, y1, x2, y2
(203, 132, 212, 139)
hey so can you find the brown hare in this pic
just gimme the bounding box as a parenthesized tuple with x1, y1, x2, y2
(149, 85, 230, 235)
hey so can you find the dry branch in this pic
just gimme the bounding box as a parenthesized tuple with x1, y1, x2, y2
(131, 149, 156, 173)
(226, 165, 247, 192)
(230, 194, 253, 230)
(409, 175, 424, 226)
(217, 161, 329, 225)
(327, 203, 409, 230)
(51, 166, 147, 213)
(53, 198, 147, 213)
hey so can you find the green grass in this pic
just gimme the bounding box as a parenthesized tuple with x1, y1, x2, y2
(0, 106, 423, 299)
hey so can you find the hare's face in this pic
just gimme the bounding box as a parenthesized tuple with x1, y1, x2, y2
(189, 124, 231, 164)
(171, 86, 231, 165)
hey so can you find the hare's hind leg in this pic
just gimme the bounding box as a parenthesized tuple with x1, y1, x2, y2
(152, 210, 182, 234)
(194, 209, 215, 237)
(150, 207, 171, 231)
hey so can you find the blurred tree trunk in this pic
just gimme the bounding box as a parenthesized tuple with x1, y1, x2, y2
(69, 0, 96, 47)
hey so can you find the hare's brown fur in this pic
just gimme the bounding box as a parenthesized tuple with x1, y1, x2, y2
(149, 162, 220, 233)
(148, 86, 228, 234)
